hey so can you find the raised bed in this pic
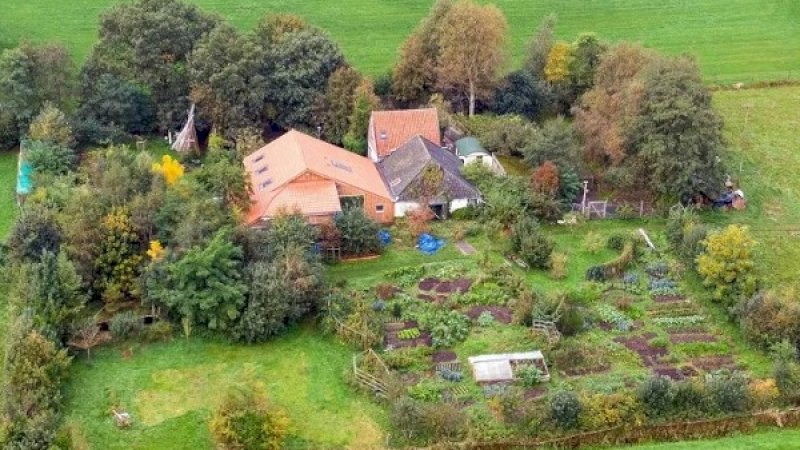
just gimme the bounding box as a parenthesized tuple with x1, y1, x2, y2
(653, 294, 687, 303)
(653, 365, 698, 381)
(691, 355, 737, 371)
(384, 321, 432, 349)
(614, 334, 668, 367)
(418, 277, 473, 294)
(432, 350, 458, 363)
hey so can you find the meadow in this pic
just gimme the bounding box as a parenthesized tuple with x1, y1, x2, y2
(1, 0, 799, 83)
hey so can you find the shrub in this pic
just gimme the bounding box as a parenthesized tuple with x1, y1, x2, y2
(582, 231, 604, 254)
(209, 384, 289, 450)
(638, 376, 674, 418)
(385, 265, 425, 287)
(451, 206, 478, 220)
(144, 320, 173, 342)
(25, 139, 77, 176)
(549, 252, 568, 280)
(738, 290, 800, 349)
(384, 347, 433, 371)
(509, 215, 553, 269)
(708, 372, 750, 413)
(580, 392, 642, 430)
(517, 364, 543, 388)
(408, 380, 443, 402)
(335, 208, 382, 255)
(550, 391, 582, 430)
(556, 304, 585, 337)
(477, 311, 495, 327)
(109, 311, 143, 340)
(681, 223, 708, 264)
(390, 397, 428, 442)
(696, 225, 758, 305)
(671, 381, 709, 418)
(585, 265, 607, 282)
(616, 203, 638, 220)
(606, 233, 627, 251)
(425, 311, 470, 348)
(749, 378, 780, 409)
(438, 368, 464, 382)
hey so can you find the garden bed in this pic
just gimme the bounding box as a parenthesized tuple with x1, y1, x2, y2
(614, 333, 668, 367)
(669, 332, 718, 344)
(384, 321, 432, 349)
(691, 355, 737, 371)
(466, 306, 513, 324)
(653, 365, 698, 381)
(418, 277, 473, 294)
(653, 294, 687, 303)
(432, 350, 458, 363)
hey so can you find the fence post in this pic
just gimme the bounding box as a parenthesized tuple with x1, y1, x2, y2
(640, 200, 644, 217)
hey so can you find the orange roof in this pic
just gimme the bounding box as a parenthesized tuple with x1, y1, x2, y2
(370, 108, 440, 158)
(265, 180, 341, 217)
(244, 129, 391, 224)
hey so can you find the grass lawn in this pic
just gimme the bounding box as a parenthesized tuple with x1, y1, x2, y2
(712, 86, 800, 286)
(0, 150, 18, 239)
(62, 325, 387, 449)
(610, 429, 800, 450)
(2, 1, 799, 82)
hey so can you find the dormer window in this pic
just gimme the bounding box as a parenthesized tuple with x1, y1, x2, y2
(379, 130, 387, 140)
(253, 155, 264, 163)
(256, 165, 268, 175)
(258, 179, 273, 191)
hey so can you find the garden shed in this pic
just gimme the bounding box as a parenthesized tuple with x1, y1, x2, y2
(468, 351, 550, 383)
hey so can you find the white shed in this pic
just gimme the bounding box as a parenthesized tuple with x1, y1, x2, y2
(468, 351, 550, 383)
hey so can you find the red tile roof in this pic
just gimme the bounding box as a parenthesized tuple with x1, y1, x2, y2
(370, 108, 440, 159)
(243, 129, 391, 224)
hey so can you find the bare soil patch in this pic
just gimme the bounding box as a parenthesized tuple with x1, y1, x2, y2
(653, 294, 687, 303)
(432, 350, 458, 363)
(614, 333, 668, 367)
(669, 332, 718, 344)
(384, 320, 431, 349)
(691, 355, 737, 371)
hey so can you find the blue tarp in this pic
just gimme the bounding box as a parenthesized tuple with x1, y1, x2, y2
(378, 229, 392, 246)
(16, 155, 32, 195)
(417, 233, 445, 255)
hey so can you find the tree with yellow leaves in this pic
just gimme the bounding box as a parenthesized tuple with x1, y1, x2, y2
(146, 240, 165, 262)
(151, 154, 185, 185)
(696, 225, 758, 305)
(544, 41, 573, 82)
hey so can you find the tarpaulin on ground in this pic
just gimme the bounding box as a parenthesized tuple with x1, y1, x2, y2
(378, 229, 391, 246)
(417, 233, 445, 255)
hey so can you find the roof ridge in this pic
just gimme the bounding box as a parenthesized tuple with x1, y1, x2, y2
(288, 129, 310, 170)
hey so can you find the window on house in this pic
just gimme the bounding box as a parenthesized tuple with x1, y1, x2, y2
(253, 155, 264, 163)
(476, 155, 484, 163)
(258, 179, 273, 191)
(256, 165, 268, 174)
(376, 204, 385, 213)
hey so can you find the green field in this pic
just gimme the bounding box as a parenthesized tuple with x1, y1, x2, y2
(712, 86, 800, 286)
(62, 326, 387, 449)
(2, 0, 800, 83)
(612, 429, 800, 450)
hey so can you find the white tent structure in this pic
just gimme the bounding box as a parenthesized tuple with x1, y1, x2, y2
(468, 351, 550, 383)
(171, 104, 199, 153)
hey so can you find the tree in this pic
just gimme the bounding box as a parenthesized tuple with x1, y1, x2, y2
(27, 103, 74, 148)
(334, 208, 382, 255)
(391, 0, 455, 105)
(85, 0, 219, 130)
(343, 78, 380, 154)
(75, 73, 156, 143)
(696, 225, 757, 305)
(436, 1, 508, 116)
(151, 154, 185, 186)
(510, 215, 553, 268)
(6, 204, 62, 264)
(234, 246, 324, 343)
(627, 56, 726, 200)
(24, 139, 77, 177)
(13, 251, 87, 343)
(574, 43, 656, 168)
(491, 70, 553, 120)
(3, 316, 71, 449)
(147, 229, 247, 333)
(316, 66, 363, 145)
(544, 41, 573, 83)
(189, 23, 266, 136)
(524, 14, 557, 77)
(567, 34, 607, 100)
(256, 19, 345, 129)
(194, 149, 252, 210)
(94, 207, 144, 304)
(455, 114, 537, 156)
(0, 43, 74, 148)
(530, 161, 560, 196)
(522, 116, 582, 169)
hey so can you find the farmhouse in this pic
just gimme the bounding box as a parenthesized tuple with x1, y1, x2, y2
(367, 108, 441, 161)
(244, 129, 394, 225)
(377, 135, 481, 218)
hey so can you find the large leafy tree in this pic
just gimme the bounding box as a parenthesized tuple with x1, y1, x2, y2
(94, 207, 145, 304)
(522, 117, 582, 169)
(84, 0, 219, 131)
(315, 66, 363, 145)
(75, 73, 156, 142)
(627, 56, 726, 200)
(6, 204, 62, 264)
(696, 225, 757, 305)
(189, 23, 266, 136)
(13, 251, 87, 343)
(193, 149, 251, 210)
(524, 14, 557, 78)
(491, 70, 552, 120)
(234, 246, 324, 343)
(392, 0, 455, 105)
(0, 43, 74, 148)
(2, 316, 71, 450)
(343, 79, 380, 154)
(254, 15, 345, 129)
(436, 1, 508, 116)
(147, 229, 247, 333)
